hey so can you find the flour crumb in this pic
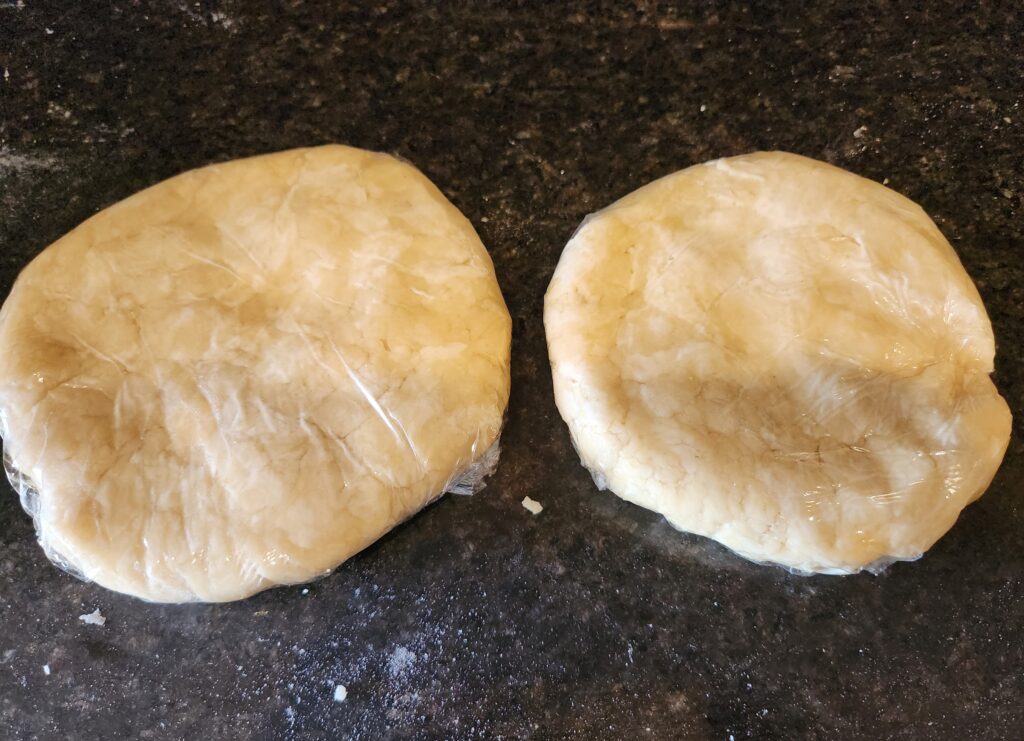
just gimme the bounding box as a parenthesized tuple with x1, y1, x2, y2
(388, 645, 417, 677)
(79, 608, 106, 626)
(210, 11, 235, 29)
(301, 588, 309, 595)
(700, 104, 707, 112)
(333, 684, 347, 702)
(42, 664, 50, 676)
(522, 496, 543, 515)
(853, 125, 868, 138)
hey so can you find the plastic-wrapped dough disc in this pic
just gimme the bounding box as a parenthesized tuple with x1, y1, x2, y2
(0, 145, 511, 602)
(545, 151, 1011, 574)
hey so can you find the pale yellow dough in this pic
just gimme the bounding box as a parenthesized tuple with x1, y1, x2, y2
(545, 151, 1010, 573)
(0, 145, 511, 602)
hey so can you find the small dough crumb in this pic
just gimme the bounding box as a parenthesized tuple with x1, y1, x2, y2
(78, 609, 106, 626)
(42, 664, 50, 675)
(333, 684, 347, 703)
(522, 496, 543, 515)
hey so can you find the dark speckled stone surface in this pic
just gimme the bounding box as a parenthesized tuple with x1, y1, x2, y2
(1, 2, 1023, 739)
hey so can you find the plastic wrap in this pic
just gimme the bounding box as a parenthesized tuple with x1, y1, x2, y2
(544, 151, 1011, 575)
(0, 145, 511, 603)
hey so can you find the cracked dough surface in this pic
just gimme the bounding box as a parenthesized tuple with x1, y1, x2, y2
(545, 151, 1010, 573)
(0, 145, 511, 602)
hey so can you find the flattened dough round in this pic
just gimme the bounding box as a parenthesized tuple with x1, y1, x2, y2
(545, 151, 1010, 573)
(0, 145, 511, 602)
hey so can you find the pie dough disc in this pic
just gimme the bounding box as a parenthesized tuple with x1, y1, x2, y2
(0, 145, 511, 602)
(545, 151, 1010, 573)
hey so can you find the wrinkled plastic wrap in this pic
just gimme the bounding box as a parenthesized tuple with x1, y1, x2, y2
(544, 151, 1011, 575)
(0, 145, 511, 603)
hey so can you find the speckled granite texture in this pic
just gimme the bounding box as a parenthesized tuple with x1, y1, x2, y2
(1, 2, 1022, 739)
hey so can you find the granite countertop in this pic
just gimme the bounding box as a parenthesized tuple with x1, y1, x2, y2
(1, 2, 1022, 739)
